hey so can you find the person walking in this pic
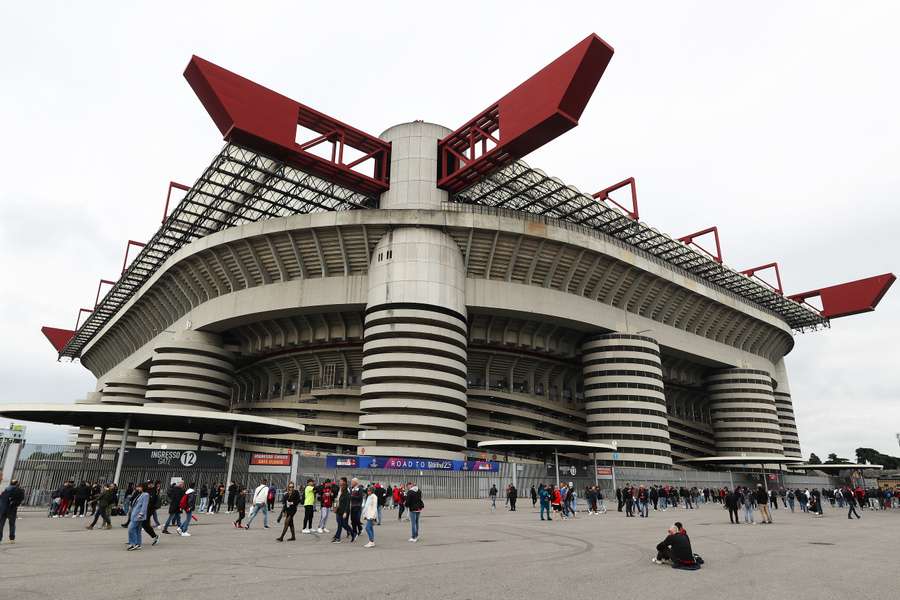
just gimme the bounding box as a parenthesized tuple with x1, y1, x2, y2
(530, 485, 537, 508)
(349, 478, 365, 537)
(317, 480, 333, 534)
(178, 484, 197, 536)
(233, 487, 247, 528)
(489, 484, 498, 511)
(87, 483, 117, 530)
(756, 485, 773, 524)
(406, 481, 424, 542)
(844, 488, 861, 520)
(362, 486, 379, 548)
(276, 481, 300, 541)
(126, 482, 148, 551)
(245, 479, 271, 530)
(161, 482, 184, 534)
(140, 481, 160, 546)
(507, 483, 518, 511)
(301, 478, 316, 534)
(331, 477, 355, 543)
(0, 479, 25, 544)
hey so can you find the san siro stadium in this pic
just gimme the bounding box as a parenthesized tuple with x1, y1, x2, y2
(29, 34, 895, 472)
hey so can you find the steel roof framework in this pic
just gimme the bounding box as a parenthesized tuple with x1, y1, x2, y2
(452, 160, 828, 332)
(59, 143, 374, 360)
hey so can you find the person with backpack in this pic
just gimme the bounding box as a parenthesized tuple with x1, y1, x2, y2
(0, 479, 25, 544)
(245, 479, 271, 529)
(652, 522, 700, 569)
(406, 481, 424, 542)
(178, 484, 197, 536)
(276, 481, 300, 542)
(162, 482, 184, 534)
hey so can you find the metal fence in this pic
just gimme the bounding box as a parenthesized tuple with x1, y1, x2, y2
(10, 444, 843, 508)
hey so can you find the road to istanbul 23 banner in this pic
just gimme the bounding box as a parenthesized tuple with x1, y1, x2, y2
(325, 455, 499, 472)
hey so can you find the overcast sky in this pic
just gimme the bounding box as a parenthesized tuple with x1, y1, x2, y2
(1, 2, 897, 460)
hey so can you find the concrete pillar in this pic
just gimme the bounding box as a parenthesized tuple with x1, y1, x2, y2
(581, 333, 672, 468)
(358, 121, 467, 461)
(706, 368, 785, 457)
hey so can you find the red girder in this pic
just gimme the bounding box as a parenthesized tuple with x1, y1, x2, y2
(94, 279, 117, 307)
(678, 226, 723, 264)
(75, 308, 93, 331)
(740, 262, 783, 295)
(121, 240, 146, 274)
(41, 326, 75, 353)
(184, 56, 390, 197)
(788, 273, 896, 319)
(162, 181, 190, 224)
(437, 34, 615, 193)
(593, 177, 638, 220)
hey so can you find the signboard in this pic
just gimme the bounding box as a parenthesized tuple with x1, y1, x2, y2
(612, 452, 621, 461)
(122, 449, 226, 469)
(596, 466, 613, 479)
(249, 453, 292, 474)
(325, 455, 499, 472)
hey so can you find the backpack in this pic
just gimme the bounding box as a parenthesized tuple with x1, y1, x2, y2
(179, 494, 189, 511)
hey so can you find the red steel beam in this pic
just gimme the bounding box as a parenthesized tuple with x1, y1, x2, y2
(121, 240, 146, 274)
(593, 177, 638, 220)
(740, 262, 783, 295)
(94, 279, 117, 307)
(184, 56, 390, 197)
(788, 273, 896, 319)
(74, 308, 93, 331)
(41, 326, 76, 353)
(162, 181, 191, 223)
(678, 226, 723, 264)
(437, 34, 615, 193)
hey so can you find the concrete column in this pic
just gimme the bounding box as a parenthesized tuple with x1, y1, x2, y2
(706, 368, 784, 457)
(358, 121, 467, 461)
(581, 333, 672, 468)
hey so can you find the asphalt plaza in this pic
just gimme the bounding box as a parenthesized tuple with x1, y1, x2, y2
(1, 499, 896, 599)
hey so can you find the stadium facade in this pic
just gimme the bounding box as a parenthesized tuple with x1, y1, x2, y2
(37, 34, 894, 469)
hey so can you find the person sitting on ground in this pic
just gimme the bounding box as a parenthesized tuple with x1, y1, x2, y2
(652, 521, 701, 569)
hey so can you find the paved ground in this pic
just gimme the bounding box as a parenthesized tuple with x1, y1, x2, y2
(1, 500, 895, 598)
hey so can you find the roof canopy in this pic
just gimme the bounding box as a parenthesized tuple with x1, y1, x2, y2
(478, 439, 616, 454)
(677, 455, 801, 465)
(787, 463, 883, 471)
(0, 403, 304, 436)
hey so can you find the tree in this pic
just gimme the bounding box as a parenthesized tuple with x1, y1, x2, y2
(808, 453, 822, 465)
(825, 453, 850, 464)
(855, 447, 900, 470)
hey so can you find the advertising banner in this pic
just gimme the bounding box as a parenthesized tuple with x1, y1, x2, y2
(596, 466, 613, 479)
(325, 455, 499, 472)
(249, 453, 292, 474)
(122, 449, 226, 469)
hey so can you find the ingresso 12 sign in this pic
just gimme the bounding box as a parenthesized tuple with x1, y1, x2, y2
(122, 449, 226, 469)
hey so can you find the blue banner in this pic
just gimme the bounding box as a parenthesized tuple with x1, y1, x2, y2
(325, 455, 499, 472)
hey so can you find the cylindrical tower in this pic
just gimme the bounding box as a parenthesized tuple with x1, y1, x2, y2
(359, 228, 468, 460)
(145, 331, 234, 411)
(581, 333, 672, 468)
(706, 368, 784, 457)
(358, 121, 468, 461)
(100, 368, 148, 405)
(772, 358, 802, 459)
(141, 330, 234, 449)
